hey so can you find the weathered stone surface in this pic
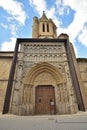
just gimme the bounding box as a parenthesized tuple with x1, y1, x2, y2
(0, 53, 13, 112)
(77, 60, 87, 109)
(9, 40, 78, 115)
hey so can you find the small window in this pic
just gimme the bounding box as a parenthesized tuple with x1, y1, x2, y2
(47, 23, 49, 32)
(43, 23, 45, 32)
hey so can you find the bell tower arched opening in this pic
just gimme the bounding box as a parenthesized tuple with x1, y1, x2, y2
(47, 23, 49, 32)
(42, 23, 45, 32)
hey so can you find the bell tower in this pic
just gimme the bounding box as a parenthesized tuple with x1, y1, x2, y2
(32, 11, 57, 38)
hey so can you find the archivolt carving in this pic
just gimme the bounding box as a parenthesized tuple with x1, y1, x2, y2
(23, 84, 32, 104)
(23, 62, 66, 85)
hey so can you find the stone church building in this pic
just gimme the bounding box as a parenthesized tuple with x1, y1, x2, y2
(0, 12, 87, 115)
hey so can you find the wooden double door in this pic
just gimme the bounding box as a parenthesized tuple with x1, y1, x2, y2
(35, 85, 55, 114)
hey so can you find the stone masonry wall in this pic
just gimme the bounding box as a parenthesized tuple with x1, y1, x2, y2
(0, 56, 13, 112)
(10, 41, 78, 115)
(77, 60, 87, 109)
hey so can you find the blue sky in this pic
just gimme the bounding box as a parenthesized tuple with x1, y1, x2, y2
(0, 0, 87, 58)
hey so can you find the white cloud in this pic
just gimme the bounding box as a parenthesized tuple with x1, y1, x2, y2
(63, 0, 87, 12)
(55, 0, 87, 57)
(55, 0, 66, 15)
(60, 12, 86, 43)
(62, 0, 87, 45)
(0, 23, 18, 36)
(1, 37, 16, 51)
(0, 0, 26, 25)
(9, 24, 19, 36)
(29, 0, 46, 15)
(0, 23, 8, 29)
(78, 26, 87, 47)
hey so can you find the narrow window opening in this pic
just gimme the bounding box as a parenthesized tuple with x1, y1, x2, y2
(47, 23, 49, 32)
(43, 23, 45, 32)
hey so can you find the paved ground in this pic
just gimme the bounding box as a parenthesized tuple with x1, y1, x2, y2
(0, 112, 87, 130)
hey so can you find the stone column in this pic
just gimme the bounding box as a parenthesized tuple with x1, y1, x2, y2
(22, 84, 34, 115)
(56, 83, 70, 114)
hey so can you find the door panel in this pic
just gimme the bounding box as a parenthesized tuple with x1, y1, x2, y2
(35, 85, 55, 114)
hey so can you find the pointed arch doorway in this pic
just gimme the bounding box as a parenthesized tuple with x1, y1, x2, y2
(23, 62, 66, 115)
(35, 85, 55, 115)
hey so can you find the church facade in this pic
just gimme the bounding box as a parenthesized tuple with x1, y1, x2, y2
(1, 12, 87, 115)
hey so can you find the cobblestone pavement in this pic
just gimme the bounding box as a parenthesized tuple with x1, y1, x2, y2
(0, 112, 87, 130)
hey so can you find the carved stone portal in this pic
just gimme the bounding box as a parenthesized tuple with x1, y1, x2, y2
(19, 62, 78, 115)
